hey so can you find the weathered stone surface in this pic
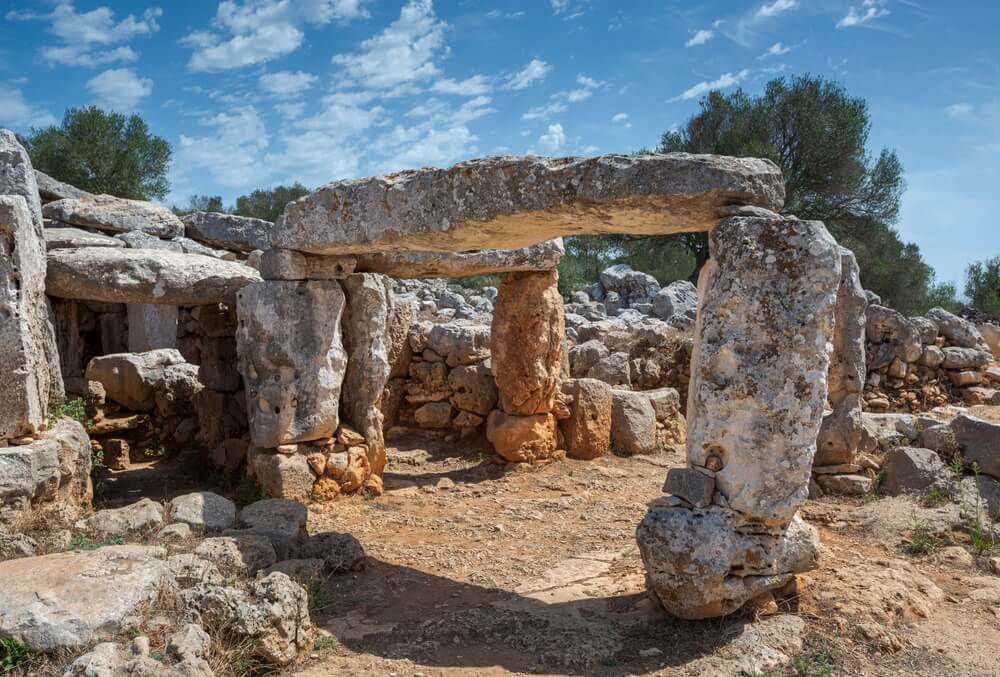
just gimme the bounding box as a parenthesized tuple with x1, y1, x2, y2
(115, 229, 183, 251)
(341, 274, 392, 475)
(0, 196, 49, 440)
(0, 545, 169, 650)
(448, 363, 498, 416)
(919, 423, 958, 455)
(941, 347, 992, 370)
(664, 467, 715, 507)
(0, 130, 43, 235)
(558, 378, 613, 460)
(194, 535, 276, 575)
(290, 531, 367, 573)
(568, 339, 610, 378)
(349, 238, 564, 277)
(599, 263, 660, 306)
(652, 280, 698, 329)
(274, 154, 784, 254)
(34, 169, 92, 202)
(259, 248, 356, 280)
(815, 473, 874, 495)
(415, 401, 453, 428)
(686, 217, 841, 524)
(44, 226, 124, 249)
(486, 410, 557, 462)
(610, 390, 657, 456)
(236, 280, 347, 448)
(427, 323, 491, 367)
(881, 447, 947, 496)
(492, 270, 564, 415)
(182, 211, 273, 252)
(252, 451, 317, 502)
(927, 307, 989, 350)
(0, 418, 91, 514)
(637, 508, 818, 619)
(978, 323, 1000, 360)
(85, 349, 188, 411)
(170, 491, 237, 531)
(238, 498, 307, 559)
(867, 305, 922, 363)
(47, 247, 261, 305)
(181, 572, 313, 666)
(951, 414, 1000, 480)
(43, 194, 183, 238)
(127, 303, 178, 352)
(77, 497, 165, 535)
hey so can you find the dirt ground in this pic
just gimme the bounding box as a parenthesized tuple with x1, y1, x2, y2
(259, 430, 1000, 677)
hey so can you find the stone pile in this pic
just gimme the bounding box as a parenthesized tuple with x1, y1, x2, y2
(863, 301, 998, 411)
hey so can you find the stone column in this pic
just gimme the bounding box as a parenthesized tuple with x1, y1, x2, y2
(51, 298, 85, 379)
(341, 273, 392, 479)
(814, 248, 868, 467)
(127, 304, 179, 352)
(487, 270, 564, 462)
(637, 216, 841, 619)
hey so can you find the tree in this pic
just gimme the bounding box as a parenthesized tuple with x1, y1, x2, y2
(965, 256, 1000, 319)
(21, 106, 171, 200)
(172, 194, 225, 216)
(233, 183, 311, 223)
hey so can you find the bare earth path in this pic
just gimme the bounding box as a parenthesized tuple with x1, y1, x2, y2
(288, 433, 1000, 676)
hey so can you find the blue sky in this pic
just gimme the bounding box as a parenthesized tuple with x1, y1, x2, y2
(0, 0, 997, 288)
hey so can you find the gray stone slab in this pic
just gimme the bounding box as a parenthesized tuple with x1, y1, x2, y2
(43, 194, 184, 238)
(44, 226, 125, 249)
(183, 211, 273, 253)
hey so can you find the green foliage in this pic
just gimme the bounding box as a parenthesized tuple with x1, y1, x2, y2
(233, 183, 310, 223)
(923, 485, 947, 507)
(70, 534, 125, 551)
(47, 397, 90, 427)
(232, 474, 267, 508)
(968, 463, 998, 555)
(453, 274, 502, 290)
(790, 645, 834, 677)
(313, 635, 341, 652)
(22, 106, 171, 200)
(655, 74, 953, 313)
(902, 517, 950, 556)
(965, 256, 1000, 320)
(174, 194, 225, 216)
(951, 453, 965, 481)
(0, 637, 36, 673)
(144, 441, 168, 458)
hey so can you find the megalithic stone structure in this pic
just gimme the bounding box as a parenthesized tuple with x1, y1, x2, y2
(637, 215, 841, 619)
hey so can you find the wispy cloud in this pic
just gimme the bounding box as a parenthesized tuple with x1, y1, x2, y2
(0, 87, 57, 130)
(758, 42, 791, 59)
(685, 29, 714, 47)
(259, 71, 319, 99)
(945, 103, 974, 120)
(671, 69, 750, 102)
(756, 0, 798, 19)
(837, 0, 890, 29)
(506, 59, 552, 90)
(612, 112, 632, 129)
(432, 75, 492, 96)
(86, 68, 153, 110)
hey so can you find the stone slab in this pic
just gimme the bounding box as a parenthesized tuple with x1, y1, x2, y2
(44, 226, 125, 249)
(182, 211, 273, 253)
(273, 154, 785, 254)
(43, 194, 184, 238)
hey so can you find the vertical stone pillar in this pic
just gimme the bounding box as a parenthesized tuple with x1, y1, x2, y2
(235, 280, 347, 449)
(637, 216, 841, 619)
(341, 273, 392, 478)
(487, 270, 564, 462)
(51, 298, 85, 379)
(127, 303, 179, 352)
(814, 247, 868, 466)
(0, 196, 49, 442)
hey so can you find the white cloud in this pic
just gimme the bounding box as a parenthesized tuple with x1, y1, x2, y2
(550, 0, 570, 13)
(274, 102, 306, 120)
(837, 1, 890, 29)
(0, 88, 57, 130)
(756, 0, 798, 19)
(331, 0, 446, 90)
(564, 73, 602, 103)
(259, 71, 319, 99)
(506, 59, 551, 90)
(945, 103, 974, 120)
(758, 42, 791, 59)
(685, 29, 713, 47)
(538, 123, 566, 153)
(185, 0, 369, 72)
(431, 75, 491, 96)
(522, 102, 568, 121)
(86, 68, 153, 110)
(671, 69, 750, 102)
(8, 3, 161, 67)
(178, 106, 271, 187)
(581, 145, 599, 154)
(612, 112, 632, 129)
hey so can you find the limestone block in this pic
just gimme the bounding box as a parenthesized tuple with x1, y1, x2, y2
(341, 273, 393, 475)
(273, 154, 785, 254)
(637, 507, 819, 619)
(182, 211, 273, 252)
(170, 491, 237, 531)
(664, 468, 715, 507)
(427, 323, 491, 367)
(127, 303, 178, 352)
(881, 447, 947, 496)
(259, 248, 356, 280)
(0, 419, 91, 513)
(610, 390, 657, 456)
(927, 307, 989, 350)
(652, 280, 698, 329)
(951, 414, 1000, 480)
(486, 411, 557, 463)
(43, 194, 183, 238)
(557, 378, 612, 459)
(85, 349, 187, 412)
(47, 248, 261, 306)
(448, 363, 498, 416)
(44, 226, 124, 249)
(252, 451, 317, 502)
(941, 347, 992, 370)
(200, 336, 241, 392)
(685, 217, 841, 524)
(236, 280, 347, 448)
(414, 402, 453, 428)
(34, 169, 91, 202)
(338, 238, 564, 277)
(492, 270, 564, 415)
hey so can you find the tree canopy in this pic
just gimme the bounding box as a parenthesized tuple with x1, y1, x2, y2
(233, 183, 310, 222)
(965, 256, 1000, 320)
(22, 106, 171, 201)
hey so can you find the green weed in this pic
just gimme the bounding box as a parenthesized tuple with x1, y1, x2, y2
(0, 638, 36, 673)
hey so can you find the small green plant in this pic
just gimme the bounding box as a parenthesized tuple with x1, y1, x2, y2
(902, 516, 950, 556)
(0, 637, 36, 672)
(790, 645, 834, 677)
(951, 453, 965, 481)
(144, 441, 168, 458)
(233, 475, 266, 508)
(313, 635, 341, 652)
(47, 397, 91, 427)
(70, 534, 125, 551)
(967, 463, 998, 555)
(923, 485, 947, 507)
(92, 446, 105, 470)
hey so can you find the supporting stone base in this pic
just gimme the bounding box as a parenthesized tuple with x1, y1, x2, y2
(127, 303, 178, 352)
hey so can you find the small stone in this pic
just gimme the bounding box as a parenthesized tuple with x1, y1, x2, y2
(169, 491, 237, 531)
(663, 467, 715, 508)
(156, 523, 192, 540)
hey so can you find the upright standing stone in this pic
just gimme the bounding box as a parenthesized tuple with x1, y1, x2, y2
(341, 274, 392, 476)
(235, 281, 347, 449)
(491, 270, 564, 415)
(51, 299, 84, 379)
(127, 304, 178, 352)
(637, 216, 840, 619)
(815, 248, 867, 466)
(1, 130, 64, 406)
(0, 196, 49, 441)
